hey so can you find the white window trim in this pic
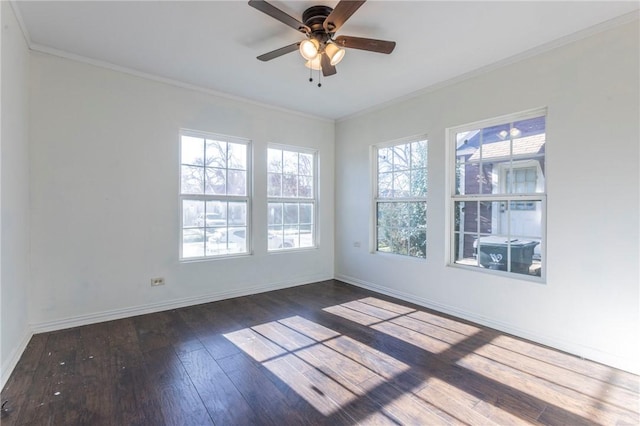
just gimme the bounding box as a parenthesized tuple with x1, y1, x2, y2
(371, 134, 428, 259)
(445, 108, 547, 282)
(179, 129, 253, 261)
(267, 143, 319, 252)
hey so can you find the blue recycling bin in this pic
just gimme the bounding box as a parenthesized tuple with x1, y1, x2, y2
(477, 236, 538, 274)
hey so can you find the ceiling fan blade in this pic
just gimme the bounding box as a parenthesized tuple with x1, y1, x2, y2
(320, 53, 337, 77)
(257, 42, 300, 61)
(334, 35, 396, 54)
(248, 0, 309, 33)
(323, 0, 366, 33)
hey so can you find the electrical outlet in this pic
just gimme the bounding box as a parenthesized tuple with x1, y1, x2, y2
(353, 241, 361, 248)
(150, 277, 165, 287)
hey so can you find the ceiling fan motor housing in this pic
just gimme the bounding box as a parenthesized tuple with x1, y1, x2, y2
(303, 5, 334, 40)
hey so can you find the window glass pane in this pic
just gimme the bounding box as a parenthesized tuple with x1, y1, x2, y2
(478, 201, 501, 235)
(268, 148, 282, 173)
(183, 200, 204, 227)
(508, 200, 542, 236)
(480, 161, 499, 194)
(181, 165, 204, 194)
(411, 140, 427, 169)
(408, 202, 426, 227)
(378, 172, 392, 198)
(282, 175, 297, 197)
(390, 232, 409, 256)
(268, 203, 283, 225)
(513, 115, 546, 138)
(228, 143, 247, 170)
(283, 151, 298, 174)
(377, 202, 396, 228)
(205, 140, 227, 168)
(268, 173, 282, 197)
(411, 168, 427, 197)
(228, 202, 246, 226)
(182, 229, 205, 258)
(227, 170, 246, 196)
(298, 176, 313, 198)
(205, 200, 226, 226)
(453, 233, 477, 266)
(299, 203, 313, 248)
(508, 237, 540, 276)
(377, 227, 391, 253)
(299, 153, 313, 176)
(454, 201, 478, 234)
(376, 201, 426, 258)
(284, 203, 299, 225)
(410, 230, 426, 258)
(392, 144, 410, 171)
(392, 171, 410, 197)
(482, 123, 510, 144)
(205, 168, 226, 195)
(181, 136, 204, 166)
(378, 147, 393, 173)
(457, 162, 481, 195)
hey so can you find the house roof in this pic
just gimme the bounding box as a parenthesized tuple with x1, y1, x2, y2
(468, 133, 545, 161)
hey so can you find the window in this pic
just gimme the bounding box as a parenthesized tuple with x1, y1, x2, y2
(267, 146, 316, 251)
(374, 138, 428, 258)
(450, 109, 546, 278)
(180, 131, 251, 259)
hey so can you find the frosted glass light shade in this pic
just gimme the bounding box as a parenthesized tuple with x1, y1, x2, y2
(325, 43, 345, 66)
(299, 39, 320, 61)
(305, 55, 322, 70)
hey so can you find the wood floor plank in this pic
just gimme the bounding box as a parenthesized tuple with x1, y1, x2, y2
(143, 346, 214, 425)
(2, 280, 638, 425)
(179, 348, 261, 425)
(216, 352, 311, 425)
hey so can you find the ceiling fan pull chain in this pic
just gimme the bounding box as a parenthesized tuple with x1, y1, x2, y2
(309, 64, 313, 83)
(318, 67, 322, 88)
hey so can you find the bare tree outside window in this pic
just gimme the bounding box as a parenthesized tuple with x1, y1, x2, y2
(268, 147, 316, 251)
(180, 132, 250, 259)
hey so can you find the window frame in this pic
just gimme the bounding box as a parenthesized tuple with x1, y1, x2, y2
(179, 129, 252, 261)
(447, 108, 547, 281)
(372, 135, 428, 259)
(266, 144, 318, 252)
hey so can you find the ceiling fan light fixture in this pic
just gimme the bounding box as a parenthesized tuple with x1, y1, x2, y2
(325, 42, 345, 66)
(299, 39, 320, 60)
(304, 55, 322, 70)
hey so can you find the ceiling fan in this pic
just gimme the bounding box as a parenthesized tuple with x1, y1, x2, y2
(248, 0, 396, 79)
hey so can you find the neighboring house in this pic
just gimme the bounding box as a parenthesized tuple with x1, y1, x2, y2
(454, 116, 546, 266)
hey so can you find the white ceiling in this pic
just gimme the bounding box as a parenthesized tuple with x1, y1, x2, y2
(14, 1, 639, 120)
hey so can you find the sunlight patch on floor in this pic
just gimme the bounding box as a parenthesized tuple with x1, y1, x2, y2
(224, 313, 411, 417)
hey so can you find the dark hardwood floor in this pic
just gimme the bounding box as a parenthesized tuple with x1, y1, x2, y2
(2, 280, 639, 425)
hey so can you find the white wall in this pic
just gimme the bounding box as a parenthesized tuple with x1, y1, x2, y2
(335, 20, 639, 373)
(28, 53, 335, 330)
(1, 1, 32, 387)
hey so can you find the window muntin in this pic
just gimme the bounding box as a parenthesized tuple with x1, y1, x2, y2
(267, 147, 316, 251)
(451, 111, 546, 278)
(180, 131, 251, 259)
(375, 138, 427, 258)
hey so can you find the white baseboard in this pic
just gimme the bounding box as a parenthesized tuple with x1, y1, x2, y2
(31, 273, 332, 334)
(335, 273, 640, 375)
(1, 327, 33, 390)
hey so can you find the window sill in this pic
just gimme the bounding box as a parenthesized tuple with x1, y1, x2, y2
(447, 262, 545, 284)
